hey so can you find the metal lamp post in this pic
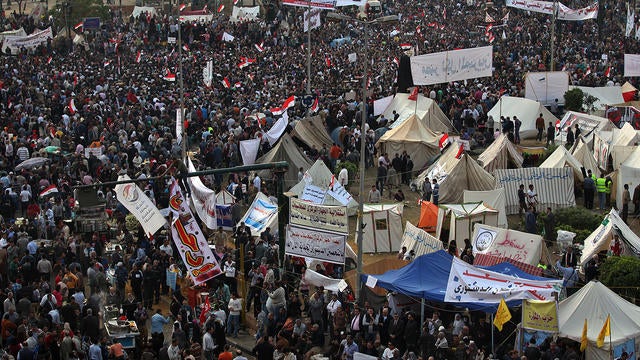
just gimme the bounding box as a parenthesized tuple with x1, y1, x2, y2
(326, 12, 399, 301)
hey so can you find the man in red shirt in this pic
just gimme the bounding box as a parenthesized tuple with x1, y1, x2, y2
(329, 143, 343, 171)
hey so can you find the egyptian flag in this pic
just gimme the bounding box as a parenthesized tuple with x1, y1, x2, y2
(179, 3, 186, 11)
(182, 44, 189, 52)
(255, 42, 264, 52)
(455, 144, 465, 159)
(392, 57, 399, 66)
(74, 22, 83, 31)
(47, 56, 52, 64)
(400, 43, 412, 50)
(68, 99, 77, 114)
(604, 66, 611, 78)
(163, 70, 176, 81)
(222, 77, 231, 88)
(408, 86, 419, 101)
(217, 4, 224, 12)
(39, 185, 59, 198)
(135, 50, 142, 63)
(310, 97, 319, 113)
(439, 133, 450, 149)
(281, 95, 296, 110)
(199, 297, 211, 325)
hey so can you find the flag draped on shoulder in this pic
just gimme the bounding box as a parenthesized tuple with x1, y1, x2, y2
(494, 298, 512, 331)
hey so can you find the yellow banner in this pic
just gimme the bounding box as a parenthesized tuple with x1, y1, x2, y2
(522, 300, 558, 332)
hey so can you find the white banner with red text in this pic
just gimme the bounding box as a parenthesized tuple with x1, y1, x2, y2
(186, 158, 218, 230)
(115, 175, 167, 238)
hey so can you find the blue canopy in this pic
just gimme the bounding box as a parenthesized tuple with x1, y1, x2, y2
(360, 250, 552, 311)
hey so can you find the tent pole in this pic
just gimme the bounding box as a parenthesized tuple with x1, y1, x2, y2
(420, 299, 425, 336)
(491, 313, 495, 357)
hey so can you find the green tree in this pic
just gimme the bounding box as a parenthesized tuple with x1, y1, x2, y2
(599, 256, 640, 287)
(564, 88, 584, 112)
(50, 0, 110, 33)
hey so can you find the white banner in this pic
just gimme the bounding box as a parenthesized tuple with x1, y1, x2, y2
(624, 54, 640, 77)
(303, 269, 347, 292)
(186, 158, 217, 230)
(203, 60, 213, 88)
(290, 197, 348, 234)
(176, 109, 183, 146)
(445, 257, 562, 303)
(303, 8, 322, 32)
(84, 147, 103, 159)
(400, 222, 444, 257)
(301, 184, 326, 204)
(264, 111, 288, 146)
(239, 138, 261, 165)
(326, 181, 353, 206)
(169, 180, 222, 285)
(3, 27, 52, 53)
(506, 0, 598, 20)
(410, 46, 493, 86)
(282, 0, 335, 10)
(348, 52, 357, 63)
(222, 32, 235, 42)
(627, 5, 635, 37)
(472, 224, 543, 265)
(115, 175, 167, 237)
(285, 225, 346, 264)
(373, 95, 394, 116)
(244, 197, 278, 235)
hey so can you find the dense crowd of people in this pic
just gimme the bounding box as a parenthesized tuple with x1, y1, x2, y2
(0, 0, 635, 359)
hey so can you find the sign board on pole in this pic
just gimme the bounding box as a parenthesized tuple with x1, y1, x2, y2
(285, 224, 346, 264)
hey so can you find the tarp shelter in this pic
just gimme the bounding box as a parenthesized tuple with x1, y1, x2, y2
(361, 250, 552, 311)
(487, 96, 558, 139)
(570, 86, 625, 111)
(617, 146, 640, 210)
(495, 167, 576, 214)
(255, 133, 313, 188)
(622, 82, 638, 102)
(524, 71, 569, 105)
(414, 145, 496, 204)
(417, 200, 438, 232)
(376, 114, 442, 169)
(610, 145, 637, 170)
(558, 281, 640, 360)
(579, 209, 640, 267)
(131, 6, 157, 18)
(477, 134, 524, 173)
(556, 111, 611, 144)
(463, 188, 508, 228)
(356, 203, 404, 254)
(540, 145, 586, 182)
(238, 192, 278, 237)
(288, 160, 358, 213)
(290, 116, 333, 151)
(230, 6, 260, 22)
(570, 137, 601, 174)
(436, 202, 499, 242)
(471, 223, 550, 266)
(400, 222, 444, 257)
(381, 93, 453, 133)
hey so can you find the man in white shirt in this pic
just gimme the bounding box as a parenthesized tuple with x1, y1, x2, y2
(253, 173, 261, 192)
(368, 185, 381, 203)
(227, 293, 242, 338)
(224, 258, 237, 294)
(338, 166, 349, 189)
(202, 326, 216, 360)
(159, 239, 173, 257)
(326, 293, 341, 326)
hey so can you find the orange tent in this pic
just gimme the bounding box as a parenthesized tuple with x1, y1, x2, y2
(417, 200, 438, 232)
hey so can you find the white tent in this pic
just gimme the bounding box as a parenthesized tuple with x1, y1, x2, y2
(239, 192, 278, 237)
(610, 145, 638, 171)
(381, 93, 453, 133)
(400, 222, 444, 257)
(463, 188, 508, 228)
(540, 145, 586, 182)
(436, 202, 499, 242)
(488, 96, 558, 139)
(524, 71, 569, 105)
(356, 203, 404, 253)
(290, 115, 333, 151)
(495, 167, 576, 214)
(559, 281, 640, 360)
(477, 134, 524, 173)
(556, 111, 611, 144)
(595, 123, 640, 170)
(288, 160, 358, 214)
(571, 86, 625, 112)
(570, 137, 601, 174)
(579, 209, 640, 267)
(616, 146, 640, 209)
(376, 114, 442, 170)
(471, 223, 547, 266)
(255, 133, 314, 188)
(414, 145, 496, 204)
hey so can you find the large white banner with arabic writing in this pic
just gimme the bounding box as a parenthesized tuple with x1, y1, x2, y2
(445, 257, 562, 303)
(506, 0, 598, 20)
(290, 197, 348, 234)
(495, 167, 575, 214)
(410, 46, 493, 86)
(472, 223, 543, 265)
(186, 158, 218, 230)
(285, 225, 346, 264)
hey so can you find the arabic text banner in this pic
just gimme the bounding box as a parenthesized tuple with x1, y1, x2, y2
(290, 197, 348, 234)
(187, 158, 217, 230)
(3, 27, 52, 52)
(410, 46, 493, 86)
(400, 222, 443, 257)
(624, 54, 640, 77)
(472, 224, 543, 265)
(522, 300, 559, 332)
(114, 175, 167, 237)
(170, 180, 222, 285)
(282, 0, 335, 9)
(445, 257, 562, 303)
(506, 0, 598, 20)
(285, 225, 346, 264)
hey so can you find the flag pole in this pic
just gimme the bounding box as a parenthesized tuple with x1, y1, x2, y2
(491, 313, 495, 356)
(609, 313, 613, 360)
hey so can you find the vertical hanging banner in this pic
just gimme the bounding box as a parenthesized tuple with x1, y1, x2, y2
(239, 138, 261, 165)
(303, 8, 322, 32)
(115, 175, 167, 237)
(186, 158, 218, 230)
(522, 300, 559, 332)
(203, 60, 213, 87)
(169, 179, 222, 285)
(176, 108, 184, 146)
(624, 54, 640, 77)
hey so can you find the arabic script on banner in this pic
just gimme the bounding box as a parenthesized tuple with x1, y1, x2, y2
(522, 300, 559, 332)
(285, 225, 346, 264)
(410, 46, 493, 86)
(290, 197, 348, 234)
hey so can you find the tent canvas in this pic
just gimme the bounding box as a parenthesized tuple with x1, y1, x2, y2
(617, 146, 640, 210)
(288, 159, 358, 213)
(622, 82, 638, 102)
(558, 281, 640, 360)
(362, 250, 552, 311)
(610, 145, 637, 170)
(579, 209, 640, 267)
(376, 114, 442, 169)
(540, 145, 586, 182)
(414, 145, 496, 204)
(290, 116, 333, 151)
(463, 188, 508, 228)
(570, 137, 601, 174)
(436, 202, 499, 242)
(488, 96, 558, 139)
(471, 223, 548, 266)
(238, 192, 278, 237)
(525, 71, 569, 105)
(495, 167, 576, 214)
(417, 200, 439, 232)
(356, 203, 404, 253)
(381, 93, 453, 133)
(400, 221, 444, 257)
(255, 133, 314, 189)
(477, 134, 524, 173)
(556, 111, 611, 144)
(571, 86, 625, 111)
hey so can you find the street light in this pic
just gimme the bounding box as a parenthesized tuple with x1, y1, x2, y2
(327, 11, 399, 301)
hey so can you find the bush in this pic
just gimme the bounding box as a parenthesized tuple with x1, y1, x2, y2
(554, 207, 604, 234)
(335, 161, 359, 183)
(564, 88, 584, 112)
(599, 256, 640, 287)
